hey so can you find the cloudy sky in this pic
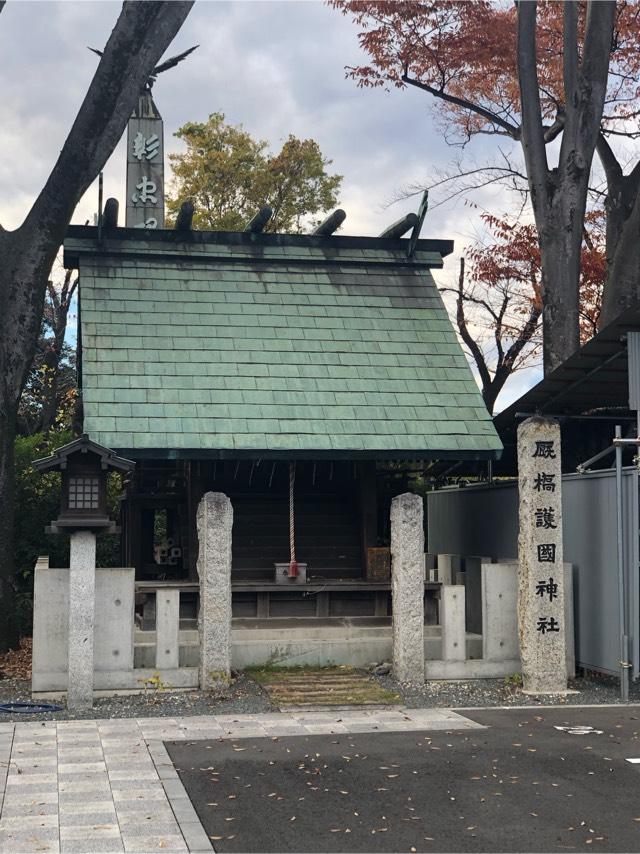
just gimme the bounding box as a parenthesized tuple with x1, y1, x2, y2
(0, 0, 542, 409)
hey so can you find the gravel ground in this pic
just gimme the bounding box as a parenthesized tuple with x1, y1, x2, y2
(374, 670, 640, 708)
(1, 668, 638, 723)
(0, 672, 275, 722)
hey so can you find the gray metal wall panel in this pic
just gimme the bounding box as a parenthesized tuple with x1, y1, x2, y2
(428, 468, 639, 676)
(627, 331, 640, 411)
(625, 470, 639, 679)
(562, 471, 620, 674)
(427, 482, 519, 559)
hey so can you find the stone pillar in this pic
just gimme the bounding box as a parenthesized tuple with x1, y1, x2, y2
(155, 589, 180, 670)
(481, 562, 518, 661)
(68, 530, 97, 710)
(464, 556, 492, 635)
(391, 493, 425, 683)
(197, 492, 233, 689)
(440, 585, 466, 661)
(517, 417, 567, 693)
(436, 554, 454, 585)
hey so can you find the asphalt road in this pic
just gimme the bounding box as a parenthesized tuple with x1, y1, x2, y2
(165, 706, 640, 853)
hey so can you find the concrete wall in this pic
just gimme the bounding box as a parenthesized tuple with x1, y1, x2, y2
(32, 565, 135, 692)
(32, 557, 529, 692)
(131, 623, 518, 680)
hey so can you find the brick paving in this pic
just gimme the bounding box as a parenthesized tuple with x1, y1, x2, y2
(0, 708, 481, 853)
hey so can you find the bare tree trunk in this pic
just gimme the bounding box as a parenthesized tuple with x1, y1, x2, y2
(536, 184, 585, 372)
(517, 0, 615, 373)
(0, 347, 19, 649)
(598, 136, 640, 327)
(0, 1, 193, 650)
(601, 189, 640, 326)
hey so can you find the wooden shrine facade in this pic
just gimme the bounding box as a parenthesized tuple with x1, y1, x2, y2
(119, 457, 429, 620)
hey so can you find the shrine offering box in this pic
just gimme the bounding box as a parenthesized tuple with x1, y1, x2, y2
(366, 547, 391, 582)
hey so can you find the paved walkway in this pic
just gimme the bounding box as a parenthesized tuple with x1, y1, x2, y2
(0, 708, 480, 853)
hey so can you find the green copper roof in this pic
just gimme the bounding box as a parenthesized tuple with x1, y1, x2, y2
(66, 228, 502, 460)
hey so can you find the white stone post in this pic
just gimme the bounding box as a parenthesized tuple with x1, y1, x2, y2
(391, 493, 425, 683)
(68, 530, 97, 710)
(481, 562, 519, 661)
(197, 492, 233, 689)
(441, 585, 466, 661)
(436, 554, 454, 585)
(517, 416, 567, 694)
(155, 589, 180, 671)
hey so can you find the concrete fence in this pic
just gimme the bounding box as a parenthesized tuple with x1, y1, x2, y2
(31, 553, 541, 695)
(31, 559, 198, 693)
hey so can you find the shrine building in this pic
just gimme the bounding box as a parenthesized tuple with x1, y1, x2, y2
(63, 221, 502, 630)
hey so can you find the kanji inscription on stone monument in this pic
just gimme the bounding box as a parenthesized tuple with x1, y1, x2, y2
(517, 416, 567, 693)
(125, 92, 164, 228)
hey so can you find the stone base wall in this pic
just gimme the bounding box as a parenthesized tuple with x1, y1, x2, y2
(32, 562, 135, 692)
(32, 556, 552, 694)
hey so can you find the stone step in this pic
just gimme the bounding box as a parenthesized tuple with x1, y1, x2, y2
(267, 683, 376, 695)
(253, 665, 402, 708)
(268, 677, 366, 684)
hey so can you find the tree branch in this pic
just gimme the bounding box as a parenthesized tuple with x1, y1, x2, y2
(564, 0, 616, 168)
(563, 2, 579, 111)
(454, 258, 493, 396)
(439, 287, 500, 322)
(596, 132, 623, 183)
(501, 300, 542, 373)
(543, 111, 565, 143)
(516, 0, 549, 208)
(581, 0, 617, 92)
(401, 72, 521, 140)
(493, 290, 510, 364)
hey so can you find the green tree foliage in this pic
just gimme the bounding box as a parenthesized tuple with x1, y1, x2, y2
(167, 112, 342, 233)
(13, 431, 71, 632)
(18, 342, 77, 437)
(18, 270, 78, 437)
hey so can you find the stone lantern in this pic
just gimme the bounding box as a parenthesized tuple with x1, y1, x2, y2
(34, 434, 134, 534)
(33, 434, 134, 710)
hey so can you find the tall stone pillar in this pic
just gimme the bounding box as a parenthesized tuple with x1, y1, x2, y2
(68, 530, 97, 710)
(517, 417, 567, 694)
(390, 493, 425, 683)
(197, 492, 233, 689)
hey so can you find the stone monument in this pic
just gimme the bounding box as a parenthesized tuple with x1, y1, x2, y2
(197, 492, 233, 689)
(517, 416, 567, 693)
(390, 492, 425, 683)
